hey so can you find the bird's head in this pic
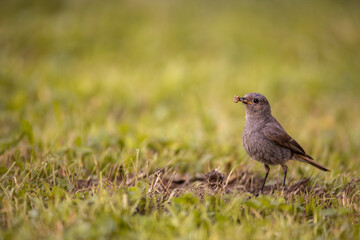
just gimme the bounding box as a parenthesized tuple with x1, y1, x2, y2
(234, 93, 271, 117)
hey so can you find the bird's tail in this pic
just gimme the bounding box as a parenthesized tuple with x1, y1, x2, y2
(294, 154, 330, 172)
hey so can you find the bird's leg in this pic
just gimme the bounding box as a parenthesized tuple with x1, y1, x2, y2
(260, 164, 270, 193)
(281, 165, 288, 188)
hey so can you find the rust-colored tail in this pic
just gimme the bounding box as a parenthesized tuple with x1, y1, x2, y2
(294, 154, 330, 172)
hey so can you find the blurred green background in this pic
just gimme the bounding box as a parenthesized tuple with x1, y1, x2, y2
(1, 0, 360, 239)
(1, 0, 360, 173)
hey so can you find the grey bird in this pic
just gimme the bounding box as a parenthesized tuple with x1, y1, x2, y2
(234, 93, 329, 192)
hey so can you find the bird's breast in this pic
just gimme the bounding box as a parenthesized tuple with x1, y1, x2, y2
(242, 124, 292, 165)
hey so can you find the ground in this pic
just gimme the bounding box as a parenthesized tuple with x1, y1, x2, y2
(1, 0, 360, 239)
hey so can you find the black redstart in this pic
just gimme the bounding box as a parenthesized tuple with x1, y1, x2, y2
(234, 93, 329, 192)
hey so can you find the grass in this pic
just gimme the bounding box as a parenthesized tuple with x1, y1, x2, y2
(1, 0, 360, 239)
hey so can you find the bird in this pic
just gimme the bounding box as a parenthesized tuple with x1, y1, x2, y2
(234, 93, 329, 193)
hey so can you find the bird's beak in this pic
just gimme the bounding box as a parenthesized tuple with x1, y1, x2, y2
(234, 95, 251, 104)
(239, 97, 251, 104)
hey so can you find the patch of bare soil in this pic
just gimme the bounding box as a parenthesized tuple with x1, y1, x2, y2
(72, 168, 355, 200)
(153, 168, 326, 198)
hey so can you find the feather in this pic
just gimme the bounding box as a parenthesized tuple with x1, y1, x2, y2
(294, 154, 330, 172)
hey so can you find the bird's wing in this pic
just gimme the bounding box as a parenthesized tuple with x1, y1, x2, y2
(260, 120, 309, 157)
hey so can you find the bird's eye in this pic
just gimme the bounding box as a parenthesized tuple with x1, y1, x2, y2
(254, 98, 259, 103)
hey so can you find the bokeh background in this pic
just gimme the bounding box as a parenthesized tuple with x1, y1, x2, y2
(1, 0, 360, 239)
(1, 0, 360, 177)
